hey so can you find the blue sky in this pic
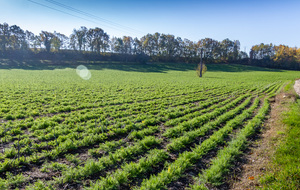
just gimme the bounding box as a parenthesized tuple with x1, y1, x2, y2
(1, 0, 300, 52)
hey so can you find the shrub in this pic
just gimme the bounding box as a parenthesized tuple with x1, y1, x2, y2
(196, 63, 207, 77)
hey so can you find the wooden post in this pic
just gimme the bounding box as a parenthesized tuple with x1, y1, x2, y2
(199, 48, 203, 77)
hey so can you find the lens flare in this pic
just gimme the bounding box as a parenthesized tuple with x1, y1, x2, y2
(76, 65, 91, 80)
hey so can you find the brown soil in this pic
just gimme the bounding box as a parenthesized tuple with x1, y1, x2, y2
(294, 79, 300, 96)
(229, 89, 298, 189)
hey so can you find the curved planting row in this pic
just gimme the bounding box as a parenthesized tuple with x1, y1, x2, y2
(0, 89, 247, 161)
(0, 70, 290, 190)
(190, 98, 270, 189)
(0, 84, 229, 122)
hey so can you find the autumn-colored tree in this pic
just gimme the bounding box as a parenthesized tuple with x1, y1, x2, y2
(273, 45, 297, 68)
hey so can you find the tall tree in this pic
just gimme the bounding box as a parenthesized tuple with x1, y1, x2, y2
(122, 36, 133, 55)
(70, 26, 87, 51)
(0, 23, 10, 51)
(158, 34, 179, 58)
(140, 34, 153, 56)
(165, 34, 178, 57)
(220, 38, 235, 62)
(51, 31, 68, 51)
(133, 37, 142, 54)
(183, 39, 197, 59)
(250, 43, 274, 60)
(25, 30, 36, 50)
(110, 37, 124, 54)
(86, 27, 109, 54)
(86, 29, 94, 52)
(8, 25, 26, 50)
(233, 40, 240, 61)
(197, 38, 216, 60)
(39, 31, 54, 52)
(273, 45, 297, 67)
(153, 32, 160, 56)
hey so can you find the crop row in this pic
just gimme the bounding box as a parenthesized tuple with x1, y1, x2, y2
(190, 98, 270, 189)
(163, 94, 250, 138)
(166, 97, 259, 151)
(0, 84, 266, 173)
(0, 93, 254, 188)
(0, 84, 228, 121)
(52, 95, 257, 187)
(0, 85, 240, 135)
(83, 96, 261, 189)
(0, 89, 245, 157)
(0, 83, 278, 189)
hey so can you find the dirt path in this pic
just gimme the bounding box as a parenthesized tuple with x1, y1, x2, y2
(229, 81, 299, 190)
(294, 79, 300, 96)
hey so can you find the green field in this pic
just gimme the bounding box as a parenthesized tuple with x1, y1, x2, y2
(0, 63, 299, 189)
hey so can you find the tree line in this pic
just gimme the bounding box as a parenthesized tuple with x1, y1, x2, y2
(0, 22, 299, 70)
(249, 43, 300, 70)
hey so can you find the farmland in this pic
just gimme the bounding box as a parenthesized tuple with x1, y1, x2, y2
(0, 62, 299, 189)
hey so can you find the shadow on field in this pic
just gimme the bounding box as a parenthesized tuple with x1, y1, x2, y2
(0, 59, 196, 73)
(0, 59, 284, 73)
(209, 64, 283, 72)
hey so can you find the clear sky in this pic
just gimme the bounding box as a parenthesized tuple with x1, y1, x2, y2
(1, 0, 300, 52)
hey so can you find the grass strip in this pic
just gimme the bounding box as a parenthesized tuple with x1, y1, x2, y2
(259, 99, 300, 190)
